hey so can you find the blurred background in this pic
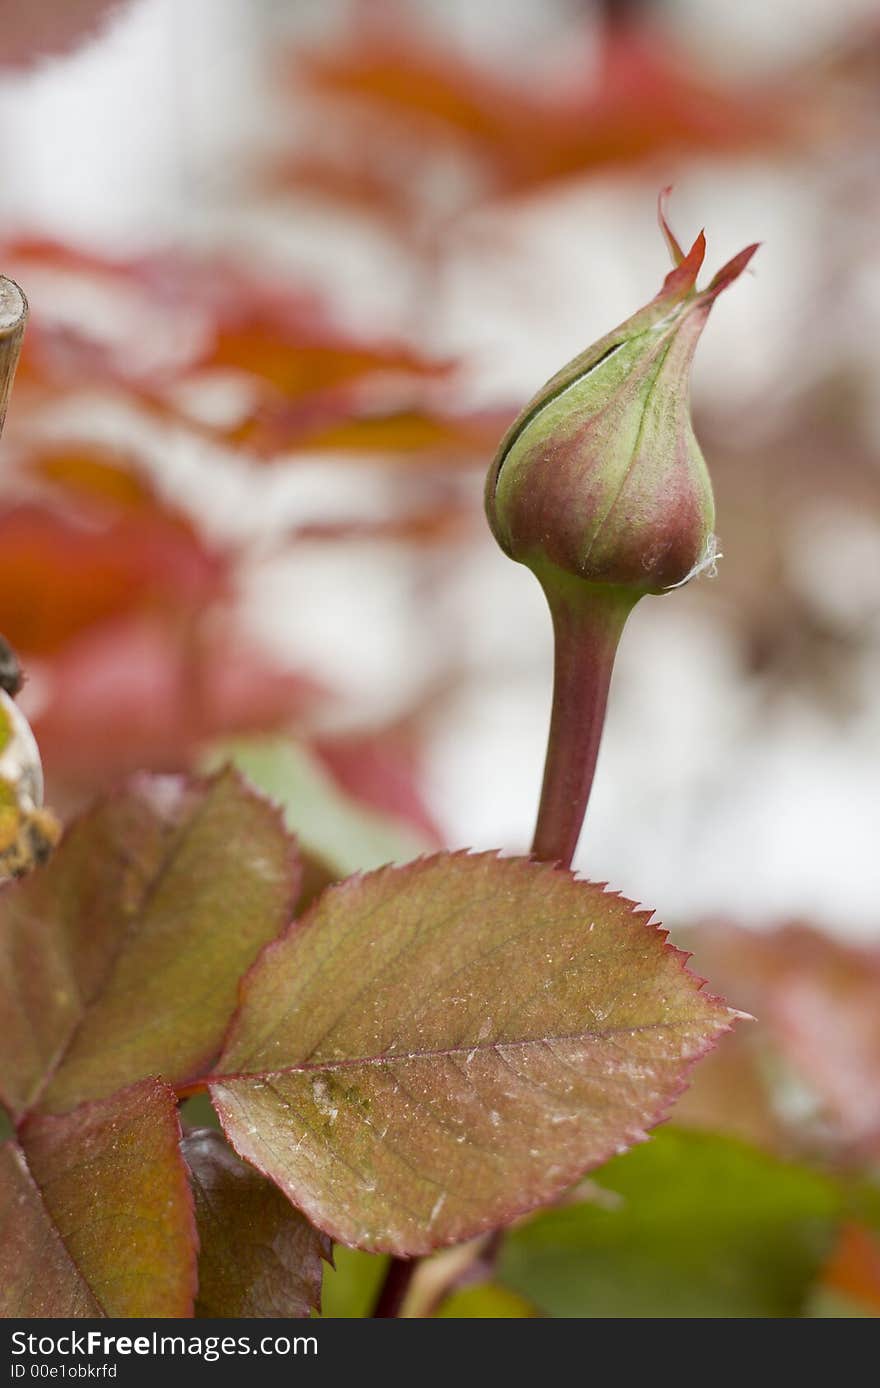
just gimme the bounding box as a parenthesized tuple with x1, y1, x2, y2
(2, 4, 880, 1277)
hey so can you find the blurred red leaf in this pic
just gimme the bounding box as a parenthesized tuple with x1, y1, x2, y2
(190, 287, 457, 456)
(4, 238, 474, 461)
(15, 319, 123, 399)
(0, 0, 134, 69)
(314, 729, 443, 847)
(285, 5, 789, 215)
(671, 1025, 789, 1156)
(0, 445, 321, 787)
(31, 615, 322, 793)
(13, 241, 451, 434)
(692, 924, 880, 1155)
(271, 148, 424, 235)
(2, 239, 228, 407)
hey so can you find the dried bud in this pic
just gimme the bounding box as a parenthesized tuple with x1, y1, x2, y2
(0, 689, 44, 814)
(0, 286, 54, 881)
(486, 205, 757, 598)
(0, 276, 27, 440)
(0, 689, 60, 881)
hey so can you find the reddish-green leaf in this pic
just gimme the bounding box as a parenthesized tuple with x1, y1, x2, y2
(0, 768, 299, 1118)
(0, 1146, 101, 1317)
(183, 1128, 330, 1319)
(209, 853, 734, 1255)
(0, 1080, 196, 1317)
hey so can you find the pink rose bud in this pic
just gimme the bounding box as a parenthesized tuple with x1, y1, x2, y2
(486, 201, 757, 597)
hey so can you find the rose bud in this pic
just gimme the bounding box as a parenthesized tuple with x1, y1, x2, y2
(487, 206, 756, 596)
(485, 198, 757, 867)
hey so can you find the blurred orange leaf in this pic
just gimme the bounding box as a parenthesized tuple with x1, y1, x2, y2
(229, 400, 507, 465)
(0, 454, 228, 656)
(0, 445, 322, 788)
(283, 405, 506, 460)
(286, 4, 789, 214)
(190, 287, 457, 455)
(4, 238, 474, 462)
(821, 1223, 880, 1314)
(203, 319, 448, 400)
(27, 441, 183, 513)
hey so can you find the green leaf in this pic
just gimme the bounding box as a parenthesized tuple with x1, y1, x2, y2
(180, 1092, 222, 1133)
(209, 737, 430, 877)
(499, 1127, 843, 1318)
(436, 1284, 537, 1318)
(807, 1288, 878, 1318)
(183, 1128, 330, 1318)
(0, 768, 299, 1118)
(0, 1080, 196, 1317)
(320, 1246, 389, 1319)
(209, 853, 734, 1255)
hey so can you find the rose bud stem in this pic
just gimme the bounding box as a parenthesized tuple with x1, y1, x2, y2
(531, 577, 635, 867)
(372, 1258, 417, 1318)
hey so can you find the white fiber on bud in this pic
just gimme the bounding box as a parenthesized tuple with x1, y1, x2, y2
(663, 533, 723, 591)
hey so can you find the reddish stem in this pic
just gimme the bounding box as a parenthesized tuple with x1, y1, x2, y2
(531, 577, 634, 868)
(371, 1258, 416, 1318)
